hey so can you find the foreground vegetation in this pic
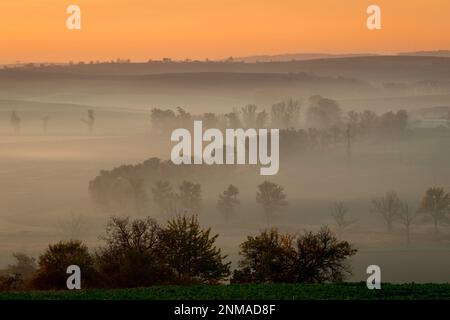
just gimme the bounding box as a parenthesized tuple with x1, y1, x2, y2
(1, 283, 450, 300)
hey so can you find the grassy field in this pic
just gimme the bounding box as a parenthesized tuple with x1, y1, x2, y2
(1, 283, 450, 300)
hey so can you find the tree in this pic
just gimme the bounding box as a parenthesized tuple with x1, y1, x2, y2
(419, 187, 450, 234)
(271, 99, 301, 128)
(10, 110, 21, 134)
(232, 229, 296, 283)
(0, 253, 37, 291)
(82, 109, 95, 134)
(158, 215, 230, 284)
(331, 201, 357, 235)
(293, 226, 357, 283)
(127, 177, 149, 215)
(255, 110, 268, 128)
(216, 184, 240, 220)
(178, 180, 202, 214)
(241, 104, 258, 128)
(95, 216, 169, 288)
(31, 240, 97, 290)
(233, 227, 357, 284)
(306, 96, 341, 129)
(398, 202, 418, 245)
(371, 191, 401, 232)
(152, 180, 175, 216)
(256, 181, 287, 224)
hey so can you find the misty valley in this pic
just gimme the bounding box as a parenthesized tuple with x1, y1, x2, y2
(1, 56, 450, 292)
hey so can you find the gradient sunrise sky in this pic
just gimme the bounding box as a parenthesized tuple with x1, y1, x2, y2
(1, 0, 449, 64)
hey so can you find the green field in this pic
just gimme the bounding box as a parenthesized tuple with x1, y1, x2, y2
(1, 283, 450, 300)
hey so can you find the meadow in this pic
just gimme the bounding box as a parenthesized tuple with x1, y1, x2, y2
(1, 283, 450, 300)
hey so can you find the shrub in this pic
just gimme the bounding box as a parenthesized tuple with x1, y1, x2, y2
(159, 215, 231, 284)
(293, 226, 357, 283)
(95, 216, 170, 288)
(31, 240, 97, 290)
(233, 227, 357, 284)
(232, 229, 296, 283)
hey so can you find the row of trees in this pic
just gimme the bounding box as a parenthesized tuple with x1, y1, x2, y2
(150, 97, 409, 140)
(7, 110, 95, 135)
(0, 215, 356, 291)
(331, 187, 450, 244)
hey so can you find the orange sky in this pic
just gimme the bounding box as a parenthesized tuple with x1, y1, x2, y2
(1, 0, 449, 63)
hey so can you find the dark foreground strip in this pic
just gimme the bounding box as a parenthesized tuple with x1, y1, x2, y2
(0, 300, 447, 319)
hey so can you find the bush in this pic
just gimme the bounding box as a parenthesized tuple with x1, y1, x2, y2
(293, 226, 357, 283)
(0, 253, 37, 291)
(233, 227, 357, 284)
(95, 216, 171, 288)
(232, 229, 296, 283)
(31, 240, 97, 290)
(159, 215, 231, 284)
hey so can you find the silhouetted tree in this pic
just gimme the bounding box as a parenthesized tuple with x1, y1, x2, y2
(241, 104, 258, 128)
(96, 216, 169, 288)
(256, 181, 287, 224)
(0, 253, 37, 291)
(256, 109, 269, 128)
(233, 227, 356, 284)
(152, 180, 175, 215)
(331, 201, 357, 235)
(306, 96, 341, 129)
(178, 180, 202, 214)
(32, 240, 97, 290)
(216, 184, 240, 220)
(371, 191, 401, 232)
(159, 215, 230, 284)
(82, 109, 95, 134)
(232, 229, 296, 283)
(419, 187, 450, 234)
(271, 99, 301, 128)
(398, 202, 418, 245)
(293, 226, 357, 283)
(10, 111, 21, 134)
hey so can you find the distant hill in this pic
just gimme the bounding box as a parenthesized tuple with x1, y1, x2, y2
(234, 53, 379, 62)
(399, 50, 450, 58)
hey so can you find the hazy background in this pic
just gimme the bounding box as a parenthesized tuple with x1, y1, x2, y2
(1, 55, 450, 283)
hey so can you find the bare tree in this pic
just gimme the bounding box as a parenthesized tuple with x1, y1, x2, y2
(371, 191, 401, 232)
(331, 201, 357, 235)
(398, 202, 418, 245)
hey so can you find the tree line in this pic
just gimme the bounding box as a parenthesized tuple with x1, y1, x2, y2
(0, 215, 356, 291)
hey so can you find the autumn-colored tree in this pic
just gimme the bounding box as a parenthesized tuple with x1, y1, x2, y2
(158, 215, 230, 284)
(32, 240, 97, 290)
(232, 229, 296, 283)
(233, 227, 357, 284)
